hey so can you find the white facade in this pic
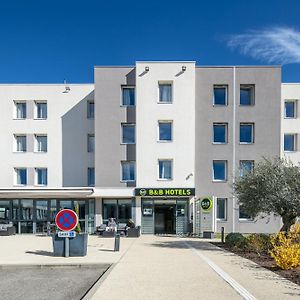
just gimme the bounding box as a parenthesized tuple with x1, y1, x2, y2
(136, 62, 195, 188)
(281, 83, 300, 163)
(0, 84, 94, 188)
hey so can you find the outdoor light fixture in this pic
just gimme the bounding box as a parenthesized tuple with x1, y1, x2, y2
(182, 66, 186, 72)
(63, 79, 70, 93)
(145, 66, 149, 72)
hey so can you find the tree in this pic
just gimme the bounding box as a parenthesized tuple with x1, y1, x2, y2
(234, 157, 300, 232)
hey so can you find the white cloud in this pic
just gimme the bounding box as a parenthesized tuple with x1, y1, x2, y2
(227, 27, 300, 64)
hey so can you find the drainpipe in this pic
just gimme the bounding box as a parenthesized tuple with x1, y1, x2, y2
(232, 66, 236, 233)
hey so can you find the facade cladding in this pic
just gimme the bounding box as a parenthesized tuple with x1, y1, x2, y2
(0, 61, 295, 235)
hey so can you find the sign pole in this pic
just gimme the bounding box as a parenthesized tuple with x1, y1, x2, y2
(65, 237, 69, 258)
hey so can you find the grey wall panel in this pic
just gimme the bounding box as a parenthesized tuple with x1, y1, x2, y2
(94, 67, 136, 187)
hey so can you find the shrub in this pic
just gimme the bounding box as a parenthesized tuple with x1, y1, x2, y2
(269, 230, 300, 270)
(225, 233, 248, 249)
(246, 234, 272, 254)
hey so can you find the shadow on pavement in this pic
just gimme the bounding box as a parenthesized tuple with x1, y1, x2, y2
(25, 250, 54, 257)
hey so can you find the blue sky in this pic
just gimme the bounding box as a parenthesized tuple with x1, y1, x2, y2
(0, 0, 300, 83)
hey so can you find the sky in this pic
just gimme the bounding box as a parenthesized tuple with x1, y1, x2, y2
(0, 0, 300, 83)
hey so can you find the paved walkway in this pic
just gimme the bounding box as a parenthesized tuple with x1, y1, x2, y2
(0, 235, 299, 299)
(0, 235, 135, 265)
(91, 235, 300, 300)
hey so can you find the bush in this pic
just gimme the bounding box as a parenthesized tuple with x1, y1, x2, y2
(225, 233, 248, 249)
(269, 230, 300, 270)
(246, 234, 272, 254)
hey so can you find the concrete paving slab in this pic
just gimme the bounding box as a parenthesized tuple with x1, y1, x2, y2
(91, 236, 300, 300)
(0, 235, 136, 265)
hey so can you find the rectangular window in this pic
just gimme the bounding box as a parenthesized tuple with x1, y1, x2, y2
(88, 167, 95, 186)
(103, 199, 132, 224)
(217, 198, 227, 220)
(87, 101, 95, 119)
(158, 121, 172, 141)
(284, 101, 296, 118)
(15, 101, 26, 119)
(35, 135, 47, 152)
(159, 83, 172, 103)
(239, 205, 252, 220)
(15, 168, 27, 185)
(240, 85, 255, 105)
(14, 135, 27, 152)
(240, 160, 254, 177)
(213, 123, 228, 144)
(240, 123, 254, 144)
(213, 160, 227, 181)
(213, 85, 227, 105)
(122, 87, 135, 106)
(35, 102, 47, 119)
(121, 124, 135, 144)
(121, 161, 135, 181)
(284, 134, 296, 152)
(158, 159, 173, 180)
(87, 134, 95, 152)
(36, 168, 47, 185)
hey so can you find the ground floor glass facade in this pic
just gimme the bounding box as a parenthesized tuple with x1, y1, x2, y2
(0, 199, 95, 234)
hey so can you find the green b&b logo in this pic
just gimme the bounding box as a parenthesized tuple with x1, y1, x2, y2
(201, 197, 213, 211)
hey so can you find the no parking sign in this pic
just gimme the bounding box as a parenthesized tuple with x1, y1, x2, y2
(55, 209, 78, 232)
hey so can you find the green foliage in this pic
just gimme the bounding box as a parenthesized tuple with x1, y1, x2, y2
(234, 157, 300, 231)
(246, 234, 272, 254)
(225, 232, 247, 249)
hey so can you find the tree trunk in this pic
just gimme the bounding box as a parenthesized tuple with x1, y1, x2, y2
(280, 214, 297, 232)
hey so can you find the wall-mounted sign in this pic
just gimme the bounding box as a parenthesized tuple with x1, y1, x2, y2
(135, 188, 195, 197)
(143, 208, 153, 216)
(201, 197, 213, 211)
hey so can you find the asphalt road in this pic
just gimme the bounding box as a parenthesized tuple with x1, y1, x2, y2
(0, 264, 110, 300)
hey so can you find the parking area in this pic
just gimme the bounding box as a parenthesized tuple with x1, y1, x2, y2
(0, 264, 110, 300)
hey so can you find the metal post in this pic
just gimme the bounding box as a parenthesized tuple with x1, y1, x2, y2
(65, 237, 69, 257)
(221, 227, 225, 244)
(114, 233, 120, 252)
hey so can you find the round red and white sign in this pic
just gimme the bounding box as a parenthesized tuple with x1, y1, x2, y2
(55, 209, 78, 232)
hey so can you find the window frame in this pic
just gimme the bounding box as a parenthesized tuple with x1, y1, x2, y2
(239, 205, 253, 221)
(212, 160, 227, 182)
(284, 133, 297, 152)
(213, 85, 228, 106)
(157, 159, 173, 181)
(14, 101, 27, 119)
(35, 168, 48, 186)
(239, 123, 255, 144)
(87, 167, 95, 186)
(14, 134, 27, 152)
(120, 161, 136, 182)
(240, 84, 255, 106)
(34, 134, 48, 153)
(158, 120, 173, 142)
(87, 100, 95, 119)
(121, 123, 136, 145)
(239, 160, 254, 177)
(213, 123, 228, 144)
(216, 198, 227, 221)
(14, 168, 27, 186)
(34, 101, 47, 120)
(158, 82, 173, 104)
(121, 86, 135, 106)
(284, 100, 297, 119)
(87, 134, 95, 153)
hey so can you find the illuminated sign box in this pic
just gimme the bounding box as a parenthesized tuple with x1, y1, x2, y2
(135, 188, 195, 197)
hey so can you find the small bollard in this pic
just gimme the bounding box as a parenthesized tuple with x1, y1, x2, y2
(114, 233, 120, 252)
(221, 227, 225, 244)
